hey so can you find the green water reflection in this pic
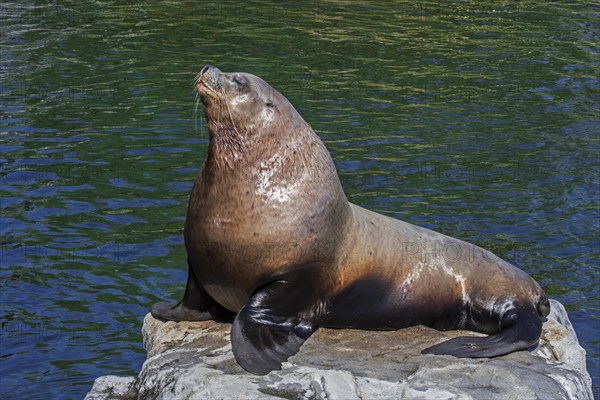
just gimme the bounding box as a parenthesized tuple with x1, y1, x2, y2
(1, 1, 598, 398)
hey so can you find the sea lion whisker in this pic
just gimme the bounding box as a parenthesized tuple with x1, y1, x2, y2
(192, 71, 202, 87)
(218, 86, 242, 139)
(193, 96, 202, 134)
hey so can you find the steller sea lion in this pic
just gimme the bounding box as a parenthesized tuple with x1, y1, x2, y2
(151, 65, 550, 375)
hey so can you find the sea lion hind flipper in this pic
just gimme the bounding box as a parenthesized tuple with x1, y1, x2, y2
(421, 306, 543, 358)
(231, 266, 324, 375)
(151, 259, 234, 322)
(421, 333, 525, 358)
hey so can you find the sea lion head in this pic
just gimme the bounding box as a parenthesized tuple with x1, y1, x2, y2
(196, 65, 303, 166)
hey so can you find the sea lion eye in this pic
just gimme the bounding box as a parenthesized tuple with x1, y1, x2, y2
(232, 75, 245, 86)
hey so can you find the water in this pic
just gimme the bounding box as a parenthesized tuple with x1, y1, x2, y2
(1, 1, 598, 398)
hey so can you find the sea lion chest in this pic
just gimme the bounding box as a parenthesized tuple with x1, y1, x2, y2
(183, 167, 273, 310)
(184, 159, 342, 312)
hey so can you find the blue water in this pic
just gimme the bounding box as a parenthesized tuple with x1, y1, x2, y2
(1, 1, 598, 398)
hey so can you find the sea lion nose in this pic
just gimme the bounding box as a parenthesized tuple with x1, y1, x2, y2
(201, 64, 218, 77)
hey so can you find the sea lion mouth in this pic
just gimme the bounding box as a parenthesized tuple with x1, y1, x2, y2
(198, 80, 220, 98)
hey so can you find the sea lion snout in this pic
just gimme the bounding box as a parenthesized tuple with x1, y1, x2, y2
(199, 64, 221, 82)
(197, 65, 222, 99)
(200, 64, 215, 77)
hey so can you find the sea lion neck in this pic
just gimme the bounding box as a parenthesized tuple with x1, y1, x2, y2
(204, 103, 325, 173)
(205, 126, 330, 194)
(205, 120, 246, 170)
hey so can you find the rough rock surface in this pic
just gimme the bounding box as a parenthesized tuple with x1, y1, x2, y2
(84, 375, 137, 400)
(86, 299, 593, 399)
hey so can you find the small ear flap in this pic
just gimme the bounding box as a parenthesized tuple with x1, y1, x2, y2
(231, 264, 327, 375)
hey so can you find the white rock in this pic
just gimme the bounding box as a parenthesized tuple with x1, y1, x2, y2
(86, 299, 593, 400)
(84, 375, 136, 400)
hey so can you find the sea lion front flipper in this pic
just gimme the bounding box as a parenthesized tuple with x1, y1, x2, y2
(422, 305, 543, 358)
(231, 266, 324, 375)
(151, 259, 234, 322)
